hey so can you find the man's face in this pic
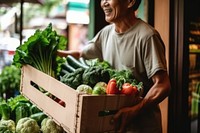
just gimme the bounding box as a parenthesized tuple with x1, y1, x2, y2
(100, 0, 129, 23)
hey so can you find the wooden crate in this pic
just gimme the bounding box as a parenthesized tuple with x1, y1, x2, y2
(20, 65, 137, 133)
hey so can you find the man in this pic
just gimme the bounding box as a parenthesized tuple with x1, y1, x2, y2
(58, 0, 171, 132)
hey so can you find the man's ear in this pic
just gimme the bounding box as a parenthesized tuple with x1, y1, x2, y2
(127, 0, 136, 8)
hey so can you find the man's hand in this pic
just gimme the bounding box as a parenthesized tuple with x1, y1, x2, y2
(113, 103, 143, 132)
(57, 50, 80, 58)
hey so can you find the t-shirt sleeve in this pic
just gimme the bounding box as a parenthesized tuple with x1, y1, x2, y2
(143, 33, 167, 79)
(81, 31, 103, 60)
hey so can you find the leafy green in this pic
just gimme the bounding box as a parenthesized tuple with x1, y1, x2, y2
(82, 66, 110, 88)
(0, 65, 21, 98)
(60, 68, 85, 89)
(7, 95, 29, 111)
(111, 69, 143, 90)
(13, 102, 31, 123)
(13, 23, 67, 78)
(0, 103, 11, 120)
(86, 58, 112, 69)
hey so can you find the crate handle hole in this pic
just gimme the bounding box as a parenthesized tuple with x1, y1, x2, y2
(30, 81, 66, 108)
(98, 110, 118, 117)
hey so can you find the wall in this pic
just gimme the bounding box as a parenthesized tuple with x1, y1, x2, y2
(154, 0, 170, 133)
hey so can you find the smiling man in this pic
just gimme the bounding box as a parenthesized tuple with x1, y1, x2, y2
(58, 0, 171, 132)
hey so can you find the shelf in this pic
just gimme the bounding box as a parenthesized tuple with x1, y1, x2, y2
(190, 49, 200, 53)
(189, 73, 200, 79)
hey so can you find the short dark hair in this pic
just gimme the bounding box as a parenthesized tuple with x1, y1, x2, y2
(133, 0, 142, 11)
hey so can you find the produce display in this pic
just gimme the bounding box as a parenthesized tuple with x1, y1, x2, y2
(0, 95, 64, 133)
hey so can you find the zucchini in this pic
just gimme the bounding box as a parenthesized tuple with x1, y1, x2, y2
(66, 55, 89, 69)
(61, 62, 76, 73)
(30, 112, 47, 125)
(60, 69, 70, 76)
(79, 57, 89, 66)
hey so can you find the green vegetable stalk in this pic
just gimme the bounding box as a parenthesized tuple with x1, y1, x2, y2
(13, 23, 67, 78)
(13, 101, 31, 123)
(0, 103, 11, 120)
(0, 102, 15, 133)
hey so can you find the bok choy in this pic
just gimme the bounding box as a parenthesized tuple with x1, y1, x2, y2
(13, 24, 67, 78)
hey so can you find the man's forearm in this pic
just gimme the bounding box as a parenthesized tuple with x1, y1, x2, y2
(57, 50, 81, 58)
(137, 71, 171, 111)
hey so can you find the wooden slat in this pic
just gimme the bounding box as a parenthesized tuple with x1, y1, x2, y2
(21, 65, 78, 133)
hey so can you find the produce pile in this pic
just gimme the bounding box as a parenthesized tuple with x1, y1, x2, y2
(0, 95, 64, 133)
(59, 56, 143, 96)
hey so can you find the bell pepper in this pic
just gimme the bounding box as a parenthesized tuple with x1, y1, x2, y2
(106, 78, 120, 94)
(121, 83, 138, 95)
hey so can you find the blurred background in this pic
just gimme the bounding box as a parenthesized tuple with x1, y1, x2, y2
(0, 0, 90, 71)
(0, 0, 147, 72)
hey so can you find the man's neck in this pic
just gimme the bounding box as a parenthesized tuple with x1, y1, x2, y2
(114, 13, 138, 33)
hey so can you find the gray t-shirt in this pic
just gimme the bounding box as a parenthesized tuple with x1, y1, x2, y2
(82, 18, 167, 95)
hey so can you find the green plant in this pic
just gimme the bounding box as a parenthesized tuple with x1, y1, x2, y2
(0, 65, 21, 99)
(13, 23, 67, 78)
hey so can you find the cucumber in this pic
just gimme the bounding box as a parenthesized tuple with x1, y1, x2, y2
(30, 112, 47, 125)
(61, 62, 76, 73)
(60, 69, 70, 76)
(66, 55, 89, 69)
(79, 57, 89, 66)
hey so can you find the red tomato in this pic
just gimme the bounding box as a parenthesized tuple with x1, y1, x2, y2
(106, 78, 120, 94)
(121, 83, 138, 95)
